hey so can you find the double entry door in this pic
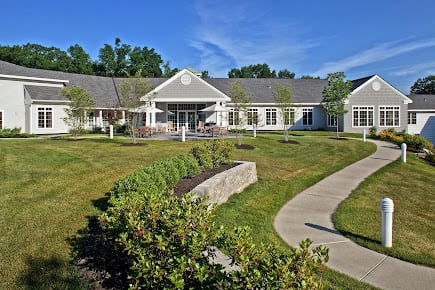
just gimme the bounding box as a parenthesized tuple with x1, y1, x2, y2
(178, 111, 196, 131)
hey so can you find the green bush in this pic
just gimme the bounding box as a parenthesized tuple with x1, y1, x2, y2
(175, 154, 201, 177)
(0, 127, 35, 138)
(219, 227, 329, 289)
(369, 126, 377, 138)
(190, 139, 233, 169)
(403, 134, 433, 152)
(378, 129, 433, 153)
(99, 145, 328, 289)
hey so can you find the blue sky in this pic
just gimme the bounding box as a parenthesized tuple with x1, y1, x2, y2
(1, 0, 434, 93)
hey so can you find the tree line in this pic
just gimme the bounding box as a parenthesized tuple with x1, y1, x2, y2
(0, 38, 179, 77)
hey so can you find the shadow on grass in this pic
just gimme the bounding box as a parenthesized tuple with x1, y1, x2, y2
(68, 216, 130, 290)
(19, 255, 86, 289)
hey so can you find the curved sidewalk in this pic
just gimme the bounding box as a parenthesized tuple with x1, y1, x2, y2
(274, 139, 435, 290)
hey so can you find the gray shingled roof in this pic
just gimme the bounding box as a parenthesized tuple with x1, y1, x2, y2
(351, 75, 374, 91)
(205, 78, 328, 103)
(24, 85, 67, 101)
(3, 60, 380, 106)
(408, 94, 435, 110)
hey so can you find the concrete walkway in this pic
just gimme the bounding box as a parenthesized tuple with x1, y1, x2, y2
(274, 139, 435, 290)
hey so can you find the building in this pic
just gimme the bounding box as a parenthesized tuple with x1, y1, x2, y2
(0, 60, 433, 143)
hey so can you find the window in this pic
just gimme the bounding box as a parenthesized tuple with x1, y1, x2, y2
(302, 108, 312, 126)
(379, 106, 400, 127)
(228, 109, 239, 126)
(0, 111, 3, 129)
(408, 112, 417, 125)
(284, 108, 295, 125)
(352, 106, 374, 127)
(247, 108, 258, 125)
(328, 114, 337, 127)
(265, 108, 277, 125)
(38, 107, 52, 128)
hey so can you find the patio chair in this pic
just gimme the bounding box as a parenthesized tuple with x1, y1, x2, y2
(139, 126, 152, 137)
(167, 121, 175, 133)
(156, 121, 164, 134)
(197, 121, 205, 133)
(211, 125, 221, 137)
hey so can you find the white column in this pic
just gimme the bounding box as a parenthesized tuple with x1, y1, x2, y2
(99, 110, 103, 127)
(121, 110, 126, 124)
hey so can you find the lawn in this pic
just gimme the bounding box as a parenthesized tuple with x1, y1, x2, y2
(0, 133, 379, 289)
(333, 152, 435, 267)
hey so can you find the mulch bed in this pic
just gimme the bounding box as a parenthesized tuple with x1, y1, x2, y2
(328, 137, 349, 141)
(173, 162, 239, 197)
(278, 140, 299, 144)
(120, 143, 147, 146)
(235, 144, 255, 150)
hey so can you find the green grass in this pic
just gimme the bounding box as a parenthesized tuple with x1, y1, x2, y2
(0, 133, 380, 289)
(0, 137, 193, 289)
(333, 152, 435, 267)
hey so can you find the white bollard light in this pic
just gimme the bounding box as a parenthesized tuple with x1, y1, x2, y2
(381, 197, 394, 247)
(401, 143, 407, 163)
(181, 125, 186, 142)
(362, 129, 366, 142)
(109, 125, 114, 139)
(253, 124, 257, 138)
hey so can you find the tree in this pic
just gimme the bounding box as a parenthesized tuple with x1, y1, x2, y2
(300, 75, 320, 79)
(97, 38, 131, 77)
(162, 61, 179, 77)
(118, 71, 154, 144)
(273, 84, 293, 142)
(228, 81, 251, 146)
(61, 85, 96, 140)
(323, 72, 352, 138)
(67, 44, 94, 74)
(410, 75, 435, 94)
(278, 69, 295, 79)
(128, 46, 164, 77)
(201, 70, 210, 78)
(228, 63, 277, 78)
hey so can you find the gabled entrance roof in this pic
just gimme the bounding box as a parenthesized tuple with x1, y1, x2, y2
(142, 69, 231, 103)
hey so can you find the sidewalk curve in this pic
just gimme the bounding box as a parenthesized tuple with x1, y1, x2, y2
(274, 139, 435, 290)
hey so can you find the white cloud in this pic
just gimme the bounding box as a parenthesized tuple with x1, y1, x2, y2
(189, 1, 318, 77)
(389, 61, 435, 77)
(312, 38, 435, 77)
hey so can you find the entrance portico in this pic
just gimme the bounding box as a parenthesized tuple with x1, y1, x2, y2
(142, 69, 231, 131)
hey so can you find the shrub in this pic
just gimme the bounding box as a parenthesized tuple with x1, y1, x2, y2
(377, 129, 433, 153)
(0, 127, 35, 138)
(219, 227, 329, 289)
(175, 154, 201, 177)
(99, 146, 328, 288)
(190, 139, 233, 169)
(369, 126, 377, 138)
(403, 134, 433, 152)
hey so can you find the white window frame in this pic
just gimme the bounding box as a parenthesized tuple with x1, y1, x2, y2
(408, 112, 417, 125)
(228, 109, 239, 126)
(327, 114, 337, 127)
(37, 107, 53, 129)
(265, 108, 277, 125)
(247, 108, 258, 126)
(284, 108, 295, 125)
(302, 108, 313, 126)
(352, 106, 374, 127)
(379, 106, 400, 127)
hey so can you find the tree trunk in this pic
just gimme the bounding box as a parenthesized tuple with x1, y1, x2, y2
(284, 129, 289, 142)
